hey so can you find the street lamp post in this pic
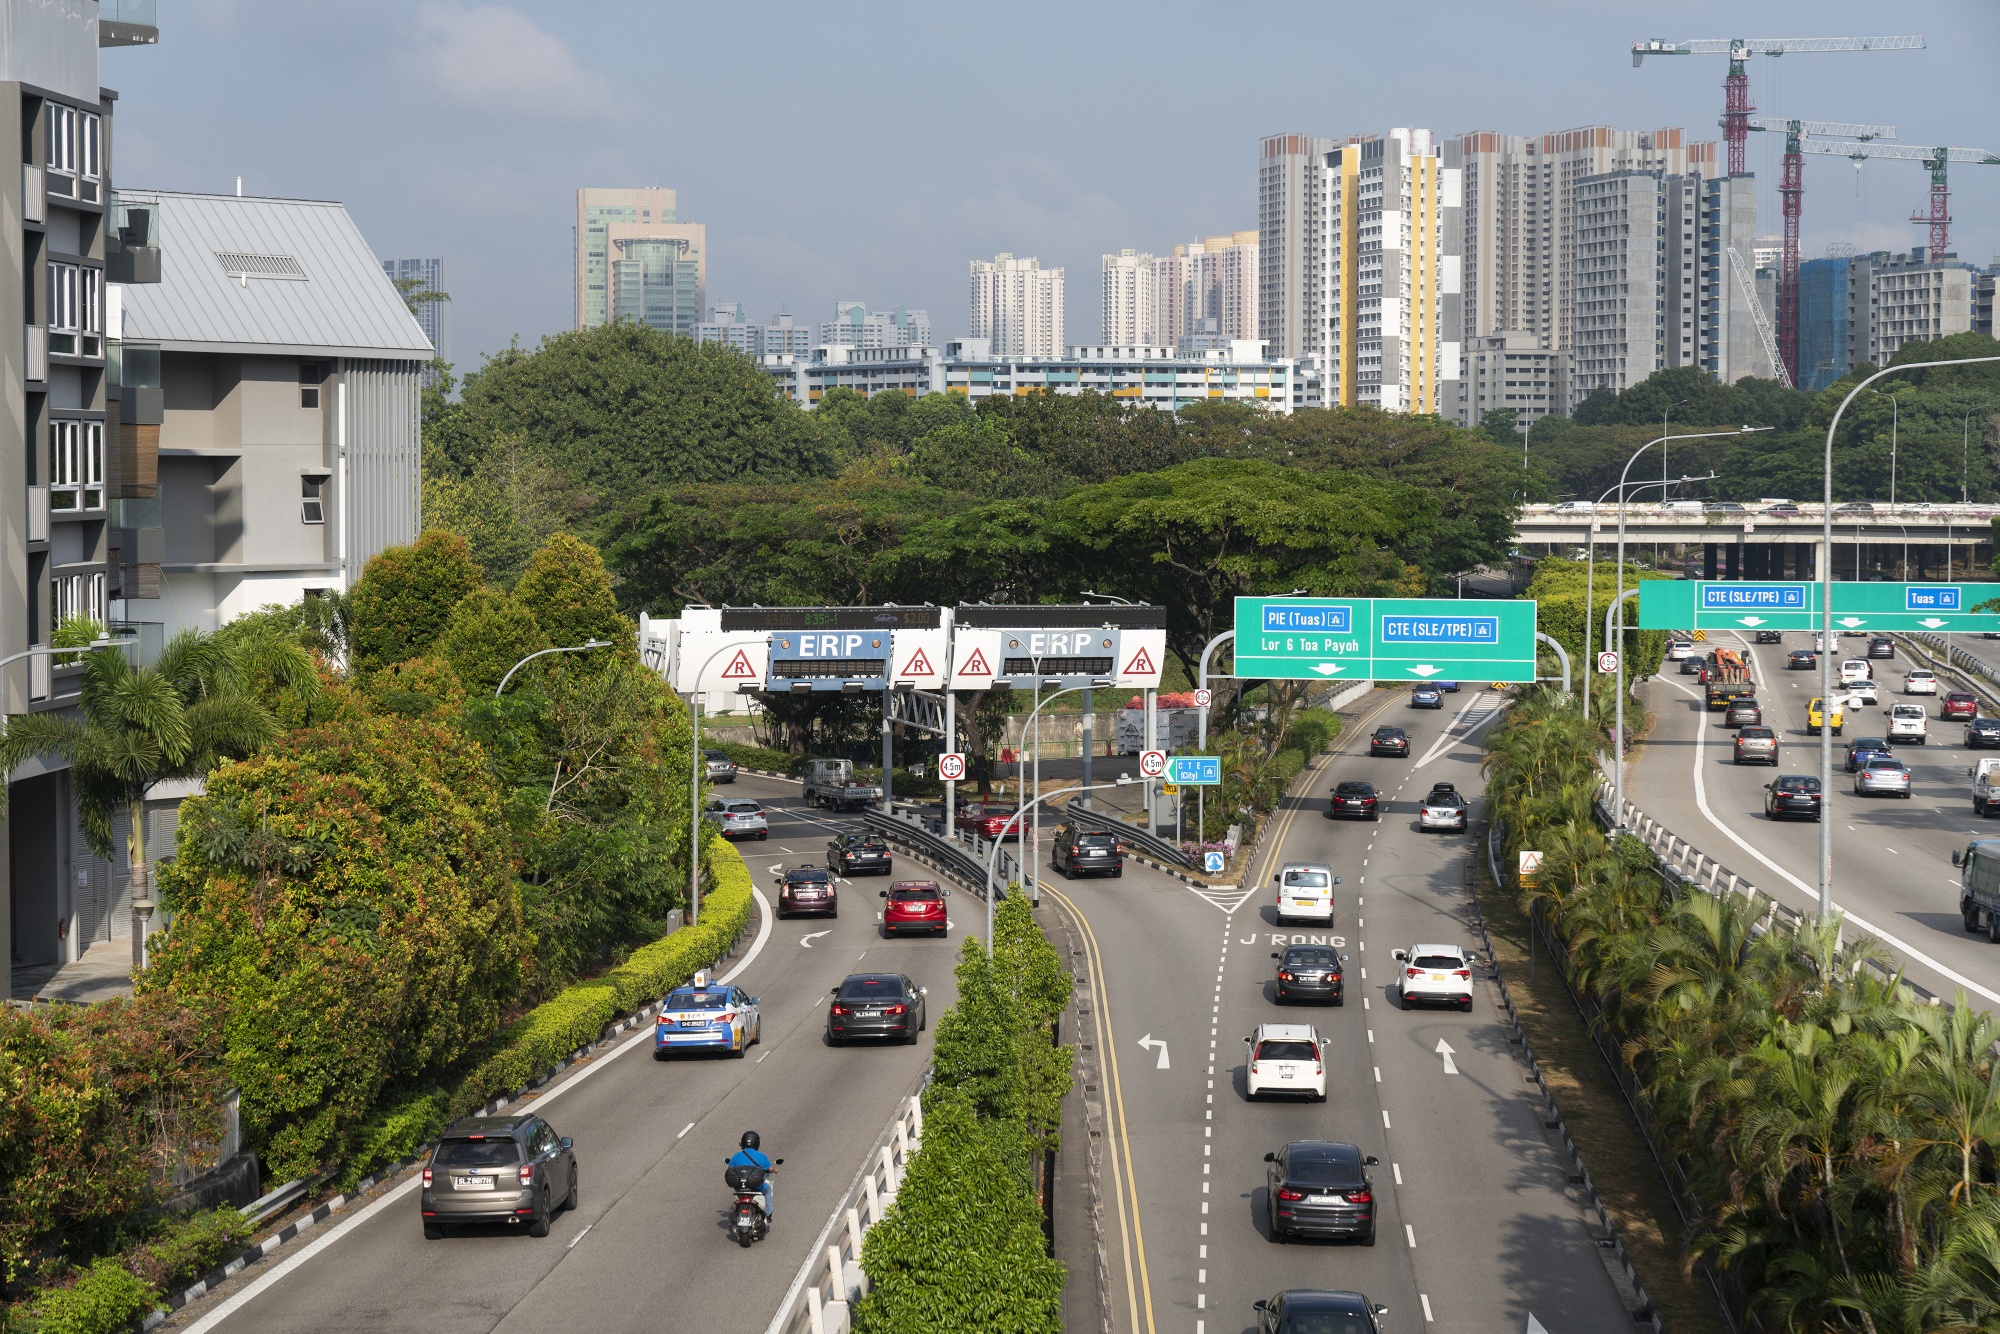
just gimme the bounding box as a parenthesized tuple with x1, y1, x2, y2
(1021, 677, 1113, 896)
(1818, 354, 2000, 923)
(980, 774, 1133, 956)
(1580, 471, 1715, 721)
(685, 640, 754, 930)
(494, 639, 610, 696)
(1867, 388, 1900, 504)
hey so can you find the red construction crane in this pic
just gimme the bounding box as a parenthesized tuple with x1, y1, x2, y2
(1800, 140, 2000, 256)
(1632, 35, 1925, 175)
(1746, 117, 1894, 384)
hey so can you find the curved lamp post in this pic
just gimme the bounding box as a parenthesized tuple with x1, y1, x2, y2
(1816, 353, 2000, 923)
(980, 774, 1134, 956)
(494, 639, 610, 696)
(1020, 677, 1113, 896)
(1581, 471, 1715, 721)
(685, 640, 759, 930)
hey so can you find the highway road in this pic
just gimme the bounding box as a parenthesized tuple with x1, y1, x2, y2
(1626, 632, 2000, 1010)
(162, 775, 963, 1334)
(1043, 688, 1636, 1334)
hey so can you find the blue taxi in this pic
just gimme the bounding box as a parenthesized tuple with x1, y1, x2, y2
(654, 974, 762, 1059)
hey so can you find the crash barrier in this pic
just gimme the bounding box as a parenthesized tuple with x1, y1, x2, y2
(765, 1086, 927, 1334)
(861, 807, 1022, 901)
(1058, 800, 1194, 870)
(1901, 632, 2000, 712)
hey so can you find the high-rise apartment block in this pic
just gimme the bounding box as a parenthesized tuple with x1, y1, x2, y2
(1101, 249, 1160, 345)
(381, 257, 445, 363)
(1569, 171, 1707, 405)
(1153, 232, 1259, 351)
(969, 254, 1064, 356)
(819, 302, 932, 349)
(574, 187, 705, 337)
(1702, 175, 1778, 385)
(1258, 134, 1336, 358)
(1795, 248, 1986, 387)
(695, 305, 814, 359)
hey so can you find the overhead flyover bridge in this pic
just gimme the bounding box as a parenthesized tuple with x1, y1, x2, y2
(1514, 501, 1997, 581)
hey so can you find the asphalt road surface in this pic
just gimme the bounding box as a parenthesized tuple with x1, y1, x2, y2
(1626, 632, 2000, 1010)
(1042, 686, 1636, 1334)
(163, 774, 964, 1334)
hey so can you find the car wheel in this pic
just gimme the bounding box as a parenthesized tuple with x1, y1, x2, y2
(564, 1166, 579, 1212)
(1332, 994, 1343, 1007)
(1965, 905, 1982, 933)
(1360, 1226, 1377, 1247)
(1990, 914, 2000, 946)
(1113, 867, 1123, 878)
(1061, 863, 1073, 879)
(529, 1195, 551, 1238)
(753, 1018, 763, 1046)
(423, 1222, 444, 1241)
(1269, 1205, 1287, 1243)
(732, 1033, 748, 1058)
(652, 1049, 668, 1061)
(1460, 999, 1474, 1013)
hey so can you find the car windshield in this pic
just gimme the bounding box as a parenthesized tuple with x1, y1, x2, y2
(668, 990, 732, 1010)
(724, 802, 761, 814)
(1255, 1040, 1318, 1062)
(844, 840, 886, 852)
(889, 885, 940, 902)
(1375, 729, 1404, 738)
(1284, 871, 1330, 888)
(837, 977, 906, 1000)
(1280, 1308, 1373, 1334)
(1413, 954, 1461, 969)
(1075, 833, 1118, 847)
(1425, 793, 1463, 807)
(1776, 777, 1821, 792)
(434, 1138, 521, 1168)
(1334, 783, 1372, 797)
(1285, 948, 1337, 967)
(1949, 693, 1976, 702)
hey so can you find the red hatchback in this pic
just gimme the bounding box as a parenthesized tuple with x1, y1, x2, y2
(959, 803, 1023, 841)
(1943, 692, 1979, 721)
(881, 881, 949, 937)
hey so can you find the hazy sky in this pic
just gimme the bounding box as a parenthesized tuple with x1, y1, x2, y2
(104, 1, 2000, 370)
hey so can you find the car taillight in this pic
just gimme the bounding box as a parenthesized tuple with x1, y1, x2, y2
(1347, 1189, 1373, 1204)
(717, 1013, 735, 1025)
(1278, 970, 1293, 981)
(518, 1164, 534, 1186)
(885, 1003, 907, 1016)
(1454, 969, 1471, 979)
(658, 1016, 674, 1026)
(1407, 968, 1422, 978)
(422, 1167, 433, 1186)
(830, 1005, 850, 1016)
(1276, 1186, 1305, 1202)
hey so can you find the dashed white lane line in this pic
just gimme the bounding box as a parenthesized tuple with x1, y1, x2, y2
(1373, 1067, 1381, 1082)
(677, 1122, 694, 1138)
(566, 1223, 594, 1250)
(1382, 1109, 1392, 1128)
(1393, 1163, 1403, 1185)
(1421, 1293, 1435, 1322)
(1405, 1224, 1417, 1248)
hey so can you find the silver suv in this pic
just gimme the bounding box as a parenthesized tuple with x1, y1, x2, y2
(420, 1115, 577, 1239)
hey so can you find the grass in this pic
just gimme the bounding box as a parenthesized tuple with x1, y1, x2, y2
(1474, 852, 1733, 1334)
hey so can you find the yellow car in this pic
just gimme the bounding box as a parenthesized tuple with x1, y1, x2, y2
(1807, 697, 1844, 737)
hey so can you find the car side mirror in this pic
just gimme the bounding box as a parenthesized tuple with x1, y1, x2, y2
(1341, 954, 1350, 963)
(831, 987, 841, 995)
(1392, 949, 1408, 961)
(880, 890, 889, 898)
(1271, 874, 1280, 884)
(1254, 1301, 1269, 1313)
(774, 1158, 785, 1166)
(1272, 952, 1281, 960)
(560, 1137, 573, 1149)
(1374, 1306, 1390, 1317)
(750, 998, 760, 1006)
(1263, 1152, 1277, 1162)
(1364, 1154, 1379, 1166)
(1333, 876, 1341, 885)
(1953, 850, 1964, 867)
(918, 986, 928, 994)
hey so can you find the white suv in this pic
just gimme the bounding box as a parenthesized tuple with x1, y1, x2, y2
(1392, 944, 1476, 1011)
(1244, 1024, 1327, 1101)
(1887, 703, 1928, 745)
(1273, 863, 1337, 925)
(1904, 669, 1939, 696)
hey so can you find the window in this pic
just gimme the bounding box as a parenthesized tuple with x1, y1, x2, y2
(48, 264, 78, 354)
(299, 362, 324, 408)
(45, 104, 75, 191)
(79, 268, 101, 357)
(80, 113, 100, 181)
(50, 420, 104, 511)
(88, 571, 105, 624)
(301, 474, 326, 524)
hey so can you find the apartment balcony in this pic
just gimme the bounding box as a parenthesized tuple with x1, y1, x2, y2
(100, 0, 158, 45)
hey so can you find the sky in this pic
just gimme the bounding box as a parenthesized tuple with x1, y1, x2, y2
(102, 0, 2000, 371)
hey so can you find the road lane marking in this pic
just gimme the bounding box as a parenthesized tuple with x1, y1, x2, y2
(1383, 1110, 1392, 1128)
(1406, 1224, 1417, 1248)
(1393, 1163, 1403, 1185)
(566, 1223, 593, 1250)
(799, 930, 831, 948)
(677, 1122, 694, 1138)
(1421, 1293, 1434, 1322)
(757, 1050, 771, 1063)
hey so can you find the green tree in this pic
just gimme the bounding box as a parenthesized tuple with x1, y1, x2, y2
(423, 431, 588, 588)
(436, 588, 549, 694)
(513, 533, 636, 661)
(344, 529, 481, 671)
(1479, 407, 1525, 450)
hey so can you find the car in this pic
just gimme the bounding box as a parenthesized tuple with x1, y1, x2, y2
(1787, 649, 1817, 670)
(826, 832, 893, 877)
(1327, 780, 1379, 821)
(1807, 697, 1844, 736)
(1854, 753, 1913, 798)
(1844, 736, 1893, 772)
(1051, 825, 1124, 878)
(1765, 503, 1803, 517)
(1391, 942, 1475, 1011)
(1254, 1291, 1390, 1334)
(1968, 717, 2000, 748)
(1765, 774, 1823, 820)
(1754, 629, 1783, 644)
(880, 880, 949, 937)
(1436, 680, 1461, 692)
(704, 797, 768, 841)
(1814, 635, 1830, 652)
(703, 749, 738, 783)
(1244, 1023, 1327, 1101)
(776, 866, 838, 918)
(1905, 669, 1939, 696)
(1659, 499, 1703, 515)
(1417, 782, 1467, 832)
(1943, 691, 1980, 721)
(1867, 637, 1896, 660)
(1368, 726, 1411, 757)
(959, 802, 1022, 841)
(1409, 684, 1444, 709)
(1271, 944, 1345, 1005)
(1887, 702, 1928, 745)
(1844, 680, 1880, 707)
(1704, 501, 1747, 514)
(1834, 501, 1877, 514)
(1666, 639, 1696, 660)
(1264, 1141, 1378, 1244)
(1273, 862, 1337, 924)
(1733, 726, 1779, 766)
(420, 1114, 577, 1239)
(1553, 499, 1597, 513)
(655, 977, 762, 1058)
(1724, 696, 1763, 728)
(826, 973, 926, 1044)
(1840, 659, 1874, 685)
(1681, 651, 1707, 676)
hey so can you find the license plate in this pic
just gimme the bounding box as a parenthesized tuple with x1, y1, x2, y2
(1307, 1194, 1339, 1205)
(453, 1176, 493, 1190)
(1087, 849, 1105, 857)
(857, 1009, 881, 1018)
(1279, 1071, 1295, 1079)
(1431, 974, 1449, 982)
(679, 1020, 709, 1029)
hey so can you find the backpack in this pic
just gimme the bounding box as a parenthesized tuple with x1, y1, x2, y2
(725, 1161, 766, 1191)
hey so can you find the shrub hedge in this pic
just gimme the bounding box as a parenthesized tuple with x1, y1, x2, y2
(19, 1259, 155, 1334)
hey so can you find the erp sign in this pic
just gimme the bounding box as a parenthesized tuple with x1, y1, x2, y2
(1379, 614, 1498, 645)
(1702, 584, 1806, 610)
(1907, 586, 1962, 612)
(788, 632, 888, 659)
(1261, 602, 1352, 635)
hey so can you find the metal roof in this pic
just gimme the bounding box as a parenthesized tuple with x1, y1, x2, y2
(116, 191, 434, 360)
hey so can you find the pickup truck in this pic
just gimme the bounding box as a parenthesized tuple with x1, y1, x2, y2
(1702, 648, 1755, 711)
(1952, 838, 2000, 940)
(803, 758, 883, 811)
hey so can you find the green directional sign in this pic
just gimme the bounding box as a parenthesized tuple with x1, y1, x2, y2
(1638, 581, 2000, 634)
(1233, 597, 1539, 682)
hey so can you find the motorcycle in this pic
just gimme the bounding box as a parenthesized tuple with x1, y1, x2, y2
(725, 1157, 782, 1247)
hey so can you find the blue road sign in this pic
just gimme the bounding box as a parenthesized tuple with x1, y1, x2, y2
(1701, 584, 1806, 611)
(1166, 755, 1222, 785)
(1203, 850, 1226, 875)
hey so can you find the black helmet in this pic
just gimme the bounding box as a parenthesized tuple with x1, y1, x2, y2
(740, 1130, 761, 1151)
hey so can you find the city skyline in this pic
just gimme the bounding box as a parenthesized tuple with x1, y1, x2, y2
(100, 1, 2000, 369)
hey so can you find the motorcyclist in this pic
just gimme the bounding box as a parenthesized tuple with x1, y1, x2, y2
(726, 1130, 776, 1222)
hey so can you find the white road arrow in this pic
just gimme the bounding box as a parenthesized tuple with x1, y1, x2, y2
(1434, 1037, 1458, 1075)
(1736, 616, 1766, 626)
(1919, 617, 1949, 629)
(1837, 617, 1867, 629)
(1407, 664, 1442, 678)
(1137, 1034, 1170, 1070)
(799, 931, 831, 949)
(1309, 663, 1345, 676)
(1526, 1318, 1550, 1334)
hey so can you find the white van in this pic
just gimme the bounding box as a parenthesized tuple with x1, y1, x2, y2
(1659, 499, 1703, 515)
(1887, 703, 1929, 745)
(1972, 758, 2000, 816)
(1273, 862, 1337, 925)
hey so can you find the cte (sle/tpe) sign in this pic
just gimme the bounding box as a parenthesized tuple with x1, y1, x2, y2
(1233, 597, 1538, 683)
(1638, 581, 2000, 634)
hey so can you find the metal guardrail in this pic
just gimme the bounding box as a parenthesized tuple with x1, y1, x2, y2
(1900, 632, 2000, 712)
(765, 1088, 926, 1334)
(861, 807, 1021, 902)
(1059, 800, 1194, 869)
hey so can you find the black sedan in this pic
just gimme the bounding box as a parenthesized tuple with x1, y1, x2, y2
(776, 866, 838, 918)
(1680, 652, 1706, 675)
(1843, 736, 1892, 772)
(1272, 945, 1344, 1005)
(1754, 629, 1783, 644)
(1787, 649, 1817, 670)
(1367, 727, 1410, 757)
(1764, 775, 1823, 821)
(1255, 1291, 1389, 1334)
(826, 973, 926, 1045)
(1264, 1141, 1378, 1244)
(826, 833, 893, 877)
(1969, 717, 2000, 749)
(1327, 781, 1379, 821)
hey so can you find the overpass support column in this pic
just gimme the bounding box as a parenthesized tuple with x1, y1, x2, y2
(1704, 543, 1719, 579)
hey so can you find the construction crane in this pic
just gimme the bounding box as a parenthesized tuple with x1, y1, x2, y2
(1725, 247, 1792, 390)
(1746, 117, 1895, 383)
(1799, 140, 2000, 256)
(1632, 35, 1924, 175)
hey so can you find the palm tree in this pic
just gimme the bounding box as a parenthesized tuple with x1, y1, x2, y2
(0, 631, 300, 919)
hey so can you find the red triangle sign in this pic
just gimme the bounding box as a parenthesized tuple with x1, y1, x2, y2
(720, 648, 758, 679)
(1123, 646, 1155, 675)
(902, 647, 935, 677)
(960, 647, 992, 677)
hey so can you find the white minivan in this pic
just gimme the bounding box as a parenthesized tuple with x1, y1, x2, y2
(1887, 703, 1929, 745)
(1274, 862, 1337, 925)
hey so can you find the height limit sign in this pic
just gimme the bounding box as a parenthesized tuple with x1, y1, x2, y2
(937, 752, 966, 782)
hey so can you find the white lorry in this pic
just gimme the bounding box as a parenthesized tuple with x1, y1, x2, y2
(803, 759, 883, 811)
(1972, 758, 2000, 817)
